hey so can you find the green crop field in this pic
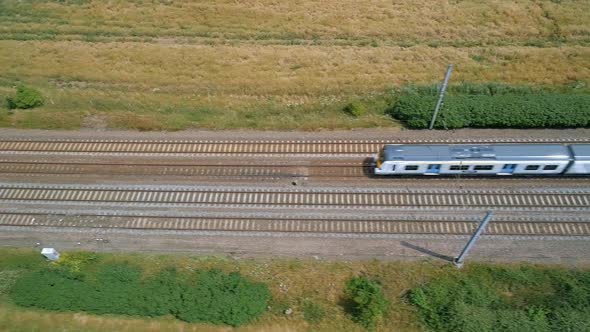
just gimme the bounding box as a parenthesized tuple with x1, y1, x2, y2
(0, 0, 589, 130)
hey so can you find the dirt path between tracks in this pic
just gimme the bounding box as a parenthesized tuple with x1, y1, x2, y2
(0, 127, 589, 141)
(2, 228, 590, 264)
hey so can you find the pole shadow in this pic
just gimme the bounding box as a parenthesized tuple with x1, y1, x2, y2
(400, 241, 454, 262)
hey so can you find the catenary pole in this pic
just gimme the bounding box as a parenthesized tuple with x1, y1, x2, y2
(454, 211, 493, 268)
(429, 64, 453, 130)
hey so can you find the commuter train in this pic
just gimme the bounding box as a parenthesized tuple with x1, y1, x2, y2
(374, 143, 590, 176)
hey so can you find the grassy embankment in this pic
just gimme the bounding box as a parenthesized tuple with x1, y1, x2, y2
(1, 248, 590, 332)
(0, 248, 430, 332)
(0, 0, 589, 130)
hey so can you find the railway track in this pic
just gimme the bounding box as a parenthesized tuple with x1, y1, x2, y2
(0, 161, 588, 183)
(0, 183, 587, 238)
(0, 161, 364, 178)
(1, 136, 588, 240)
(0, 137, 588, 156)
(0, 184, 587, 210)
(0, 212, 588, 237)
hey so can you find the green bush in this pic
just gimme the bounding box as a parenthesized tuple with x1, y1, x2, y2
(408, 264, 590, 332)
(344, 276, 389, 330)
(137, 267, 184, 317)
(11, 266, 90, 311)
(176, 269, 270, 326)
(343, 101, 366, 117)
(6, 84, 44, 109)
(389, 94, 590, 129)
(10, 263, 270, 327)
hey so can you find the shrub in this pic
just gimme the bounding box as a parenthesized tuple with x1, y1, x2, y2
(177, 269, 270, 326)
(343, 101, 365, 117)
(137, 267, 184, 317)
(6, 84, 44, 109)
(344, 276, 389, 330)
(10, 263, 270, 327)
(11, 267, 90, 311)
(388, 94, 590, 129)
(408, 264, 590, 332)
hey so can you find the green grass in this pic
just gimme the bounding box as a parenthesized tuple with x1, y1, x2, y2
(301, 299, 326, 324)
(0, 84, 399, 130)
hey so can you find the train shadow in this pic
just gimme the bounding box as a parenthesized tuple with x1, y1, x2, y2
(400, 241, 454, 262)
(362, 157, 376, 178)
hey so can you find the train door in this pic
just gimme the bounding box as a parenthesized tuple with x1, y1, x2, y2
(426, 164, 441, 174)
(501, 164, 517, 174)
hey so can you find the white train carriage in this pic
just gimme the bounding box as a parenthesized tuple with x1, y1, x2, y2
(374, 144, 572, 176)
(565, 144, 590, 174)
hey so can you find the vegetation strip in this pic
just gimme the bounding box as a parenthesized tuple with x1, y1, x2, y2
(409, 264, 590, 332)
(11, 259, 270, 327)
(1, 249, 590, 331)
(391, 94, 590, 129)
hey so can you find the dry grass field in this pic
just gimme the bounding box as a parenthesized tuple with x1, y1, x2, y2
(0, 0, 589, 130)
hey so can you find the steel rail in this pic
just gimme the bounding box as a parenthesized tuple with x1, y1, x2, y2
(0, 162, 589, 179)
(0, 138, 588, 155)
(0, 186, 587, 209)
(0, 162, 366, 178)
(0, 162, 588, 182)
(0, 212, 588, 236)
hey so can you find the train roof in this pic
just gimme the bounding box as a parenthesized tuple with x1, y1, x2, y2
(382, 144, 572, 162)
(570, 144, 590, 161)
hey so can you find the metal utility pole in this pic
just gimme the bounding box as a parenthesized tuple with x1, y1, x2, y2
(429, 64, 453, 130)
(454, 211, 493, 268)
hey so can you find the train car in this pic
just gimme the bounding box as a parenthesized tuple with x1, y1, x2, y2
(565, 144, 590, 174)
(374, 144, 574, 176)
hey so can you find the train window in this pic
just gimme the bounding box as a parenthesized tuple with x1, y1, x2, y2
(525, 165, 540, 170)
(543, 165, 558, 170)
(450, 165, 470, 171)
(404, 165, 419, 171)
(474, 165, 494, 170)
